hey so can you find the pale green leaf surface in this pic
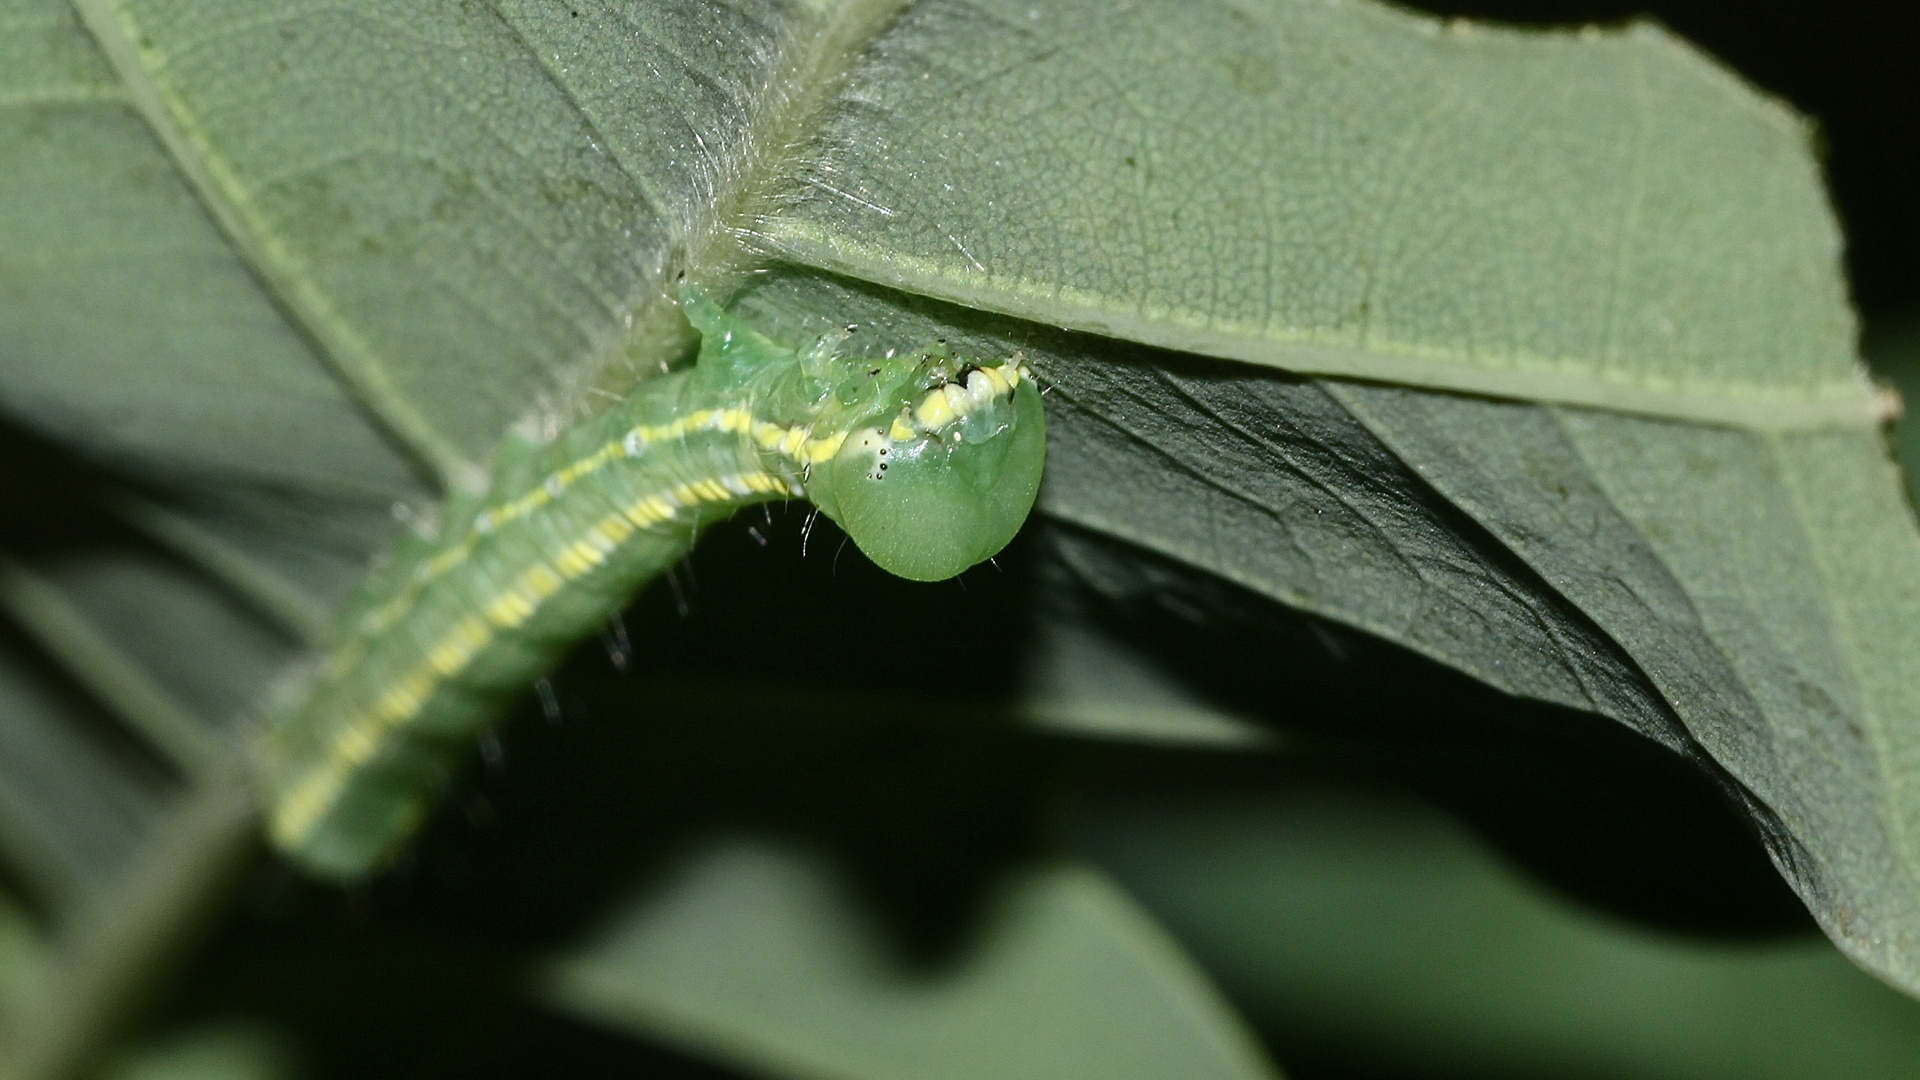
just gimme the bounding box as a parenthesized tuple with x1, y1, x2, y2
(1037, 351, 1678, 733)
(0, 0, 417, 499)
(547, 840, 1280, 1080)
(0, 890, 38, 1005)
(106, 491, 373, 646)
(0, 639, 168, 911)
(1322, 386, 1920, 986)
(1077, 784, 1920, 1080)
(761, 0, 1872, 427)
(68, 0, 810, 477)
(35, 551, 295, 737)
(1866, 315, 1920, 509)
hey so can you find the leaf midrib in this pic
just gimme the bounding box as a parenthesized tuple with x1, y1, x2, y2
(71, 0, 912, 494)
(762, 224, 1887, 432)
(69, 0, 477, 490)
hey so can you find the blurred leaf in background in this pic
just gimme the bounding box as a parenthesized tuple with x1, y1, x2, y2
(1080, 783, 1920, 1080)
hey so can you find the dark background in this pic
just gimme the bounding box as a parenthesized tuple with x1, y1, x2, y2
(1418, 1, 1919, 323)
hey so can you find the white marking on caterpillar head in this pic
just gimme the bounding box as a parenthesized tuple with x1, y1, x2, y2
(839, 427, 896, 482)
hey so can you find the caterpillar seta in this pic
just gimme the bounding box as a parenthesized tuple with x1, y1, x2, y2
(262, 288, 1046, 879)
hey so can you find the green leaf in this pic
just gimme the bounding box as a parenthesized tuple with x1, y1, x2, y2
(1077, 783, 1920, 1080)
(101, 1023, 295, 1080)
(0, 638, 168, 911)
(1018, 620, 1272, 748)
(49, 0, 904, 486)
(732, 0, 1920, 991)
(760, 0, 1871, 428)
(546, 841, 1280, 1080)
(1324, 387, 1920, 984)
(3, 0, 1919, 1071)
(0, 0, 420, 500)
(1866, 314, 1920, 508)
(0, 889, 41, 1010)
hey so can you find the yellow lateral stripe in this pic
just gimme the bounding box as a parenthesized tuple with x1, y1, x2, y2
(304, 355, 1034, 835)
(423, 539, 476, 577)
(592, 517, 632, 547)
(349, 358, 1024, 649)
(628, 406, 760, 447)
(352, 360, 1026, 647)
(552, 542, 597, 579)
(484, 587, 536, 629)
(625, 496, 673, 528)
(272, 469, 800, 849)
(342, 359, 1019, 656)
(344, 413, 809, 646)
(801, 431, 847, 463)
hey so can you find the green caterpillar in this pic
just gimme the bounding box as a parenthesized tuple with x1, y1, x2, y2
(262, 288, 1046, 879)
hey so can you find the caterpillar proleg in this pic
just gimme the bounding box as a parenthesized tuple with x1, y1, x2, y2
(262, 288, 1046, 878)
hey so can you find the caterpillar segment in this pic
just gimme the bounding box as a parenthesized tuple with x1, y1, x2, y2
(262, 290, 1046, 879)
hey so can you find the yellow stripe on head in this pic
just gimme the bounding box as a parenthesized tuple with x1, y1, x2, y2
(913, 391, 957, 430)
(897, 358, 1025, 439)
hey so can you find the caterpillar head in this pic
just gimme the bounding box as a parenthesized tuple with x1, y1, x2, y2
(812, 356, 1046, 582)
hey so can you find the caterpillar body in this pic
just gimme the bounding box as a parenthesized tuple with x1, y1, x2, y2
(263, 289, 1046, 879)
